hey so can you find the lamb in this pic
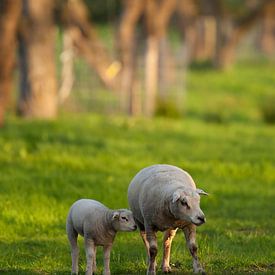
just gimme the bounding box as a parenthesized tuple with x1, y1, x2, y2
(66, 199, 137, 275)
(128, 164, 208, 275)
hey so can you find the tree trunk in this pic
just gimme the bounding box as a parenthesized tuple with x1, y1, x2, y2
(145, 35, 159, 116)
(193, 16, 216, 61)
(118, 0, 145, 115)
(258, 4, 275, 55)
(144, 0, 177, 116)
(18, 0, 58, 118)
(61, 0, 120, 91)
(0, 0, 22, 126)
(178, 0, 199, 64)
(59, 30, 75, 104)
(214, 0, 275, 70)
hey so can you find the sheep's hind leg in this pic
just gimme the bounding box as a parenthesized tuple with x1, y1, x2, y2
(145, 225, 158, 275)
(183, 224, 205, 274)
(84, 237, 96, 275)
(162, 228, 177, 273)
(66, 222, 79, 274)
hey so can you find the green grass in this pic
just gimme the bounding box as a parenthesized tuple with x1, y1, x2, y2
(186, 61, 275, 123)
(0, 114, 275, 274)
(1, 60, 275, 274)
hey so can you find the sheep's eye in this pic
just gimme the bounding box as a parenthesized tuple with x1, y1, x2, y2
(121, 216, 128, 222)
(180, 200, 189, 208)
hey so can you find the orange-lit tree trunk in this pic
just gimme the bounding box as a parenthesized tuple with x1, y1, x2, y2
(0, 0, 21, 126)
(178, 0, 199, 64)
(258, 4, 275, 55)
(144, 0, 177, 116)
(18, 0, 58, 118)
(118, 0, 145, 115)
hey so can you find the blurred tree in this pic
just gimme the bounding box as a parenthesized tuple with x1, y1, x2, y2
(0, 0, 21, 126)
(144, 0, 177, 116)
(258, 2, 275, 55)
(118, 0, 145, 115)
(61, 0, 120, 90)
(178, 0, 199, 64)
(18, 0, 58, 118)
(84, 0, 121, 23)
(212, 0, 275, 69)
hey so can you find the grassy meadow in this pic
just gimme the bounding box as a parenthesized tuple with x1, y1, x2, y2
(0, 61, 275, 274)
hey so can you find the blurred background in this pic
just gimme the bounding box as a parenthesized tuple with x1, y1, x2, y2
(1, 1, 275, 273)
(0, 0, 275, 124)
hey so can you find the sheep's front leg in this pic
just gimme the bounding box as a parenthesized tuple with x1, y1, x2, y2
(145, 225, 158, 275)
(103, 244, 112, 275)
(162, 228, 177, 273)
(84, 237, 96, 275)
(140, 230, 150, 259)
(183, 224, 205, 274)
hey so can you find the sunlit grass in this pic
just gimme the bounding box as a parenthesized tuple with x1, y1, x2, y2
(0, 111, 275, 273)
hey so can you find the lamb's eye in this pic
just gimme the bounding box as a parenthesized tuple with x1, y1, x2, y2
(121, 216, 128, 222)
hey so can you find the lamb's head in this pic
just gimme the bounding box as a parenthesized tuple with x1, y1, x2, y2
(111, 209, 137, 232)
(169, 188, 208, 226)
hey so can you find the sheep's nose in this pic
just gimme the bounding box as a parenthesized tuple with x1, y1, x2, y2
(197, 215, 206, 224)
(133, 225, 137, 230)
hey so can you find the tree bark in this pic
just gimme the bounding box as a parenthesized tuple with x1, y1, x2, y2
(18, 0, 58, 118)
(214, 0, 275, 70)
(178, 0, 199, 64)
(59, 30, 75, 104)
(0, 0, 22, 126)
(61, 0, 120, 91)
(118, 0, 145, 115)
(258, 3, 275, 55)
(144, 0, 177, 116)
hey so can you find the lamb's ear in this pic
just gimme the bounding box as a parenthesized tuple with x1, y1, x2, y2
(112, 211, 120, 220)
(196, 188, 209, 196)
(172, 190, 181, 203)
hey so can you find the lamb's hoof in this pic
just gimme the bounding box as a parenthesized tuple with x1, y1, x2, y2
(194, 267, 206, 275)
(146, 270, 156, 275)
(162, 265, 172, 273)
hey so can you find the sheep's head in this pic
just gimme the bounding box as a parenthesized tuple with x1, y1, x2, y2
(169, 188, 208, 226)
(111, 209, 137, 232)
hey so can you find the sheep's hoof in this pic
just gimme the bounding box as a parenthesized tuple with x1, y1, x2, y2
(162, 265, 172, 273)
(146, 270, 156, 275)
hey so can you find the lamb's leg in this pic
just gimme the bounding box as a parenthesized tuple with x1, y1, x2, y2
(145, 225, 158, 275)
(84, 237, 96, 275)
(66, 221, 79, 274)
(162, 228, 177, 273)
(92, 246, 97, 273)
(183, 224, 205, 274)
(103, 244, 112, 275)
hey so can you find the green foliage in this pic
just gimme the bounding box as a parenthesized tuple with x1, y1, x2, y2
(84, 0, 121, 23)
(0, 113, 275, 274)
(260, 94, 275, 124)
(155, 97, 182, 118)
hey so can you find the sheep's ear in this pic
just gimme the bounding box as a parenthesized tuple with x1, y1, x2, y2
(112, 212, 120, 220)
(196, 188, 209, 196)
(172, 191, 181, 203)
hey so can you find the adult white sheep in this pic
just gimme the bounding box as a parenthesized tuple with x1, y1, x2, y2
(128, 164, 208, 275)
(66, 199, 137, 275)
